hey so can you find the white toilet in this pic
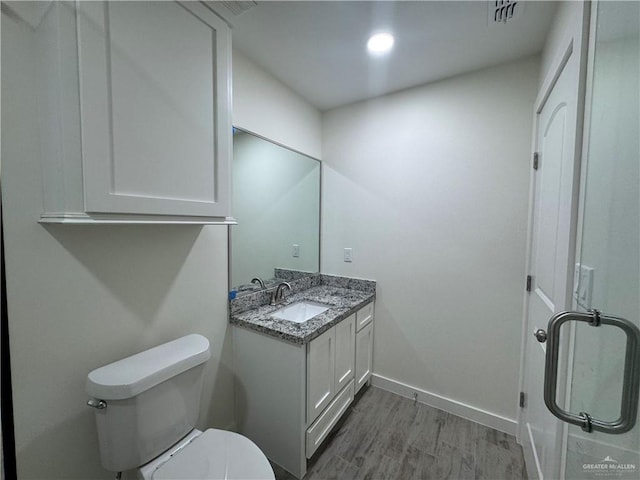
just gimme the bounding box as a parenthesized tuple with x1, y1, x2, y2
(86, 334, 275, 480)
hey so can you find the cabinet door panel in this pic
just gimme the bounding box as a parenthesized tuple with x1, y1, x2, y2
(355, 322, 374, 393)
(356, 302, 374, 331)
(77, 1, 230, 216)
(307, 327, 335, 425)
(306, 379, 354, 458)
(334, 314, 355, 392)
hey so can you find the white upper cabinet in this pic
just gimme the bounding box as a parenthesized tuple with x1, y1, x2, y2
(36, 1, 232, 224)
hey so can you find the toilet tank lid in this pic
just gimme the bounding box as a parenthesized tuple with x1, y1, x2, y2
(86, 334, 211, 400)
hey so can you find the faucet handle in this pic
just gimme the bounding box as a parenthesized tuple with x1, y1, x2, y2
(277, 281, 292, 296)
(269, 290, 278, 306)
(270, 282, 292, 306)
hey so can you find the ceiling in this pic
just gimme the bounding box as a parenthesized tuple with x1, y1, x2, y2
(226, 1, 558, 111)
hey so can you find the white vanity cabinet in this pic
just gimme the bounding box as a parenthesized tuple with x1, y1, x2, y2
(233, 301, 374, 479)
(36, 1, 232, 224)
(355, 302, 375, 393)
(306, 314, 354, 425)
(306, 326, 336, 424)
(334, 314, 356, 392)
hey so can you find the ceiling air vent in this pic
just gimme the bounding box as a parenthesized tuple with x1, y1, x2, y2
(489, 1, 523, 24)
(220, 1, 257, 17)
(203, 1, 257, 26)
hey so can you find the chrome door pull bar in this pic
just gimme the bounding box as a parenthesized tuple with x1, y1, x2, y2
(540, 310, 640, 434)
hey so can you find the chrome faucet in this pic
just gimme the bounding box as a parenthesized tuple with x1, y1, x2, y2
(251, 277, 266, 290)
(269, 282, 291, 306)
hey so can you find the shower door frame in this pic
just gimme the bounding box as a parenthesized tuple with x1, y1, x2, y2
(561, 0, 640, 476)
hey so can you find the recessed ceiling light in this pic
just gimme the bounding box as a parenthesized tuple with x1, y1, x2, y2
(367, 32, 394, 55)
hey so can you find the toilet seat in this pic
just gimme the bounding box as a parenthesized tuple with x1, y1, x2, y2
(147, 429, 275, 480)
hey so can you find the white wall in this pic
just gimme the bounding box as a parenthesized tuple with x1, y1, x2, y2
(322, 56, 540, 426)
(1, 11, 234, 479)
(232, 49, 322, 159)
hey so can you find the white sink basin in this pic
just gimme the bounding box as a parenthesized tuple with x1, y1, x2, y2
(271, 301, 330, 323)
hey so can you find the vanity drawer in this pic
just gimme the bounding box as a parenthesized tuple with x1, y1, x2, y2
(306, 379, 354, 458)
(355, 302, 374, 331)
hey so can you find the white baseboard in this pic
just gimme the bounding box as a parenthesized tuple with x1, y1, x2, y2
(371, 373, 518, 436)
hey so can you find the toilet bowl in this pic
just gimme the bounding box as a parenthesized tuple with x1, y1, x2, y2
(138, 429, 274, 480)
(86, 334, 274, 480)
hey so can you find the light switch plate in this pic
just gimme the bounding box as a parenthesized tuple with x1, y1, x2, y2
(292, 244, 300, 257)
(574, 263, 594, 309)
(344, 248, 353, 262)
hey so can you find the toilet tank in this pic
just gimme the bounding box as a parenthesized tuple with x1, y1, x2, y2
(86, 334, 211, 473)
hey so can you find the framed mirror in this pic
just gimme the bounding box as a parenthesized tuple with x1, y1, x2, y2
(230, 128, 321, 294)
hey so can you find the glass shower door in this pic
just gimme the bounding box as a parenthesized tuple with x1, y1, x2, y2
(564, 1, 639, 478)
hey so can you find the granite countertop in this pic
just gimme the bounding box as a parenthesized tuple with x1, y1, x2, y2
(229, 285, 375, 344)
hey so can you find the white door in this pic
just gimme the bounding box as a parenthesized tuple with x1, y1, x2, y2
(522, 2, 640, 479)
(520, 41, 583, 480)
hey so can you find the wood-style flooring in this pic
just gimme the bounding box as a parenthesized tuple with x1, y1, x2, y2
(271, 386, 528, 480)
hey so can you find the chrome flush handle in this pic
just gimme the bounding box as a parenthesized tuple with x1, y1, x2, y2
(87, 398, 107, 410)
